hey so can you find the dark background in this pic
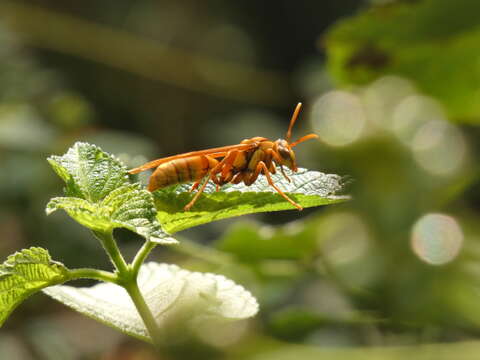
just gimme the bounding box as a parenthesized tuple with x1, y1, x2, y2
(1, 0, 480, 359)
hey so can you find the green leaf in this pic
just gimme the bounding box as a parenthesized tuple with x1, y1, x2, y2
(324, 0, 480, 121)
(43, 262, 258, 342)
(47, 184, 176, 244)
(154, 168, 349, 233)
(47, 142, 175, 244)
(47, 142, 128, 202)
(0, 247, 69, 327)
(46, 197, 111, 231)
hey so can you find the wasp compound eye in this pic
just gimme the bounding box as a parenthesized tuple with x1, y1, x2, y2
(278, 147, 291, 160)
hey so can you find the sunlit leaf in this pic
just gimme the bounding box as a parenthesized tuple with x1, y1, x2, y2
(154, 168, 349, 233)
(47, 141, 128, 202)
(47, 184, 176, 244)
(0, 247, 69, 327)
(43, 262, 259, 342)
(47, 143, 175, 244)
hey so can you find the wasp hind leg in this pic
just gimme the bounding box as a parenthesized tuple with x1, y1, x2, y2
(183, 150, 240, 211)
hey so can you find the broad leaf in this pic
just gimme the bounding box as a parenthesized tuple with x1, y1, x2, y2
(0, 247, 69, 326)
(47, 184, 176, 244)
(43, 262, 259, 342)
(325, 0, 480, 121)
(47, 142, 128, 202)
(47, 143, 176, 244)
(154, 168, 348, 233)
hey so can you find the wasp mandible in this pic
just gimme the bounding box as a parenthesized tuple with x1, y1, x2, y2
(128, 103, 318, 211)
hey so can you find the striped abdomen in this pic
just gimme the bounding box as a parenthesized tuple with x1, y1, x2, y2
(147, 155, 218, 192)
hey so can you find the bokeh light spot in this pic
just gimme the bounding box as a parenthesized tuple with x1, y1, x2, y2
(411, 213, 463, 265)
(311, 90, 366, 147)
(392, 95, 445, 146)
(361, 76, 416, 128)
(410, 119, 467, 176)
(319, 212, 370, 266)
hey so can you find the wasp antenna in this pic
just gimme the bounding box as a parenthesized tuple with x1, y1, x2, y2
(290, 133, 319, 147)
(286, 102, 302, 143)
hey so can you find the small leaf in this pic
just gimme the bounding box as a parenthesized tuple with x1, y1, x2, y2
(47, 184, 176, 244)
(47, 143, 175, 244)
(47, 142, 128, 202)
(0, 247, 69, 326)
(43, 262, 259, 342)
(154, 168, 349, 233)
(104, 184, 175, 244)
(46, 197, 112, 231)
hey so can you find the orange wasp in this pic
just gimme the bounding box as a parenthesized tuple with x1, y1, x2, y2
(128, 103, 318, 211)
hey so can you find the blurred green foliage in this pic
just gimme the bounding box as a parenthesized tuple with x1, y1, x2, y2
(325, 0, 480, 121)
(1, 0, 480, 359)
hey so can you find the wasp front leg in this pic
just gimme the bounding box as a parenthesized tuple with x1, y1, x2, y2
(266, 148, 291, 182)
(249, 161, 303, 211)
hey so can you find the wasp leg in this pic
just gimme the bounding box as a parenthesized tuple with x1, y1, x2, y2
(184, 151, 239, 211)
(184, 174, 211, 211)
(189, 181, 201, 192)
(211, 176, 221, 192)
(266, 149, 291, 182)
(256, 161, 302, 211)
(231, 172, 244, 184)
(280, 166, 291, 183)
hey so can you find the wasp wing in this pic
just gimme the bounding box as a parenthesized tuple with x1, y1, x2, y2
(128, 143, 257, 174)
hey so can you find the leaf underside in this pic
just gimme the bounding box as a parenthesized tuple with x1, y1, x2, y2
(43, 262, 259, 342)
(154, 168, 349, 233)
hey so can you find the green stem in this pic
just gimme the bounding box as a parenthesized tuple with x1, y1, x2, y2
(131, 240, 156, 276)
(92, 230, 161, 346)
(68, 268, 118, 283)
(93, 230, 129, 274)
(124, 280, 160, 346)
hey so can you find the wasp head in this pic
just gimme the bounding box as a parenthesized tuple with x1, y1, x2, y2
(274, 139, 297, 171)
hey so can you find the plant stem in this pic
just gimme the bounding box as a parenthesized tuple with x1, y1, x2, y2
(93, 230, 129, 274)
(124, 280, 161, 346)
(68, 268, 118, 283)
(131, 240, 156, 276)
(93, 230, 161, 346)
